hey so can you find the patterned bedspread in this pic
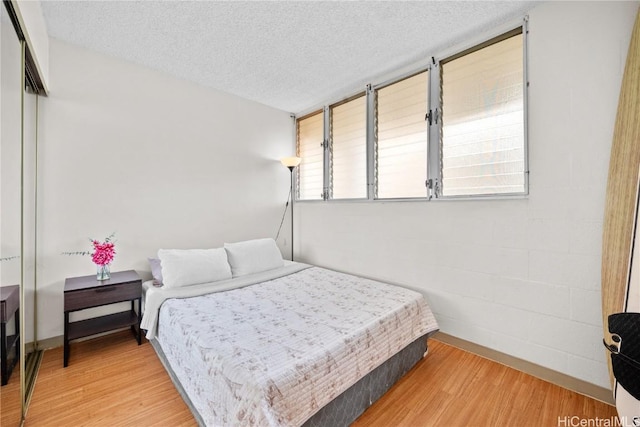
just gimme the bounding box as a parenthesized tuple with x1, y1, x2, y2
(155, 266, 438, 426)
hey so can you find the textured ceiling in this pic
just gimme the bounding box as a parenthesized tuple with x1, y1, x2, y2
(40, 1, 539, 113)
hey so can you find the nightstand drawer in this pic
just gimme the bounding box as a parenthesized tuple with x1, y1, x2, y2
(64, 282, 141, 312)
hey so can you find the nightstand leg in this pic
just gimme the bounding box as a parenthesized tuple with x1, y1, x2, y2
(15, 308, 19, 359)
(12, 308, 19, 376)
(136, 298, 141, 345)
(129, 299, 141, 345)
(63, 311, 69, 367)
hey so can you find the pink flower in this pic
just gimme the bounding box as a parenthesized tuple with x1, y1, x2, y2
(91, 240, 115, 266)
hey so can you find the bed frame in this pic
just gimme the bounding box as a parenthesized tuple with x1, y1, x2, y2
(150, 332, 433, 427)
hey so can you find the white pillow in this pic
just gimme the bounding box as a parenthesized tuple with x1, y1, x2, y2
(224, 238, 284, 277)
(158, 248, 232, 288)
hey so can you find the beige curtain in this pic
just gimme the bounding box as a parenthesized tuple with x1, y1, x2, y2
(601, 7, 640, 389)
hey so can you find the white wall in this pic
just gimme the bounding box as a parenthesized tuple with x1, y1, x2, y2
(295, 1, 639, 388)
(37, 39, 293, 340)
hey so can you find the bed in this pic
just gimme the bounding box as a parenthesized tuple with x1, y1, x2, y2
(141, 239, 439, 427)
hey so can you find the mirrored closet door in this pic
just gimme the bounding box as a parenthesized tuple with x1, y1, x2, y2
(1, 5, 24, 425)
(22, 69, 41, 412)
(1, 2, 43, 425)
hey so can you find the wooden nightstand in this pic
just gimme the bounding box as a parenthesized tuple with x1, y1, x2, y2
(1, 285, 20, 385)
(64, 270, 142, 367)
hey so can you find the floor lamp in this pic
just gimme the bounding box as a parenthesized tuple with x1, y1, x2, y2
(280, 156, 301, 261)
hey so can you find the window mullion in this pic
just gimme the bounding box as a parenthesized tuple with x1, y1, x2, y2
(427, 61, 442, 198)
(523, 17, 530, 196)
(323, 105, 331, 200)
(366, 84, 376, 200)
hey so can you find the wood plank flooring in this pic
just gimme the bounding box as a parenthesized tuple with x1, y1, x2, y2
(352, 339, 616, 427)
(24, 331, 195, 427)
(1, 362, 22, 426)
(20, 331, 616, 426)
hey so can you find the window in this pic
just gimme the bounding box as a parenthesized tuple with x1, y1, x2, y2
(440, 32, 525, 196)
(376, 71, 429, 199)
(295, 25, 527, 201)
(330, 95, 367, 199)
(297, 111, 324, 200)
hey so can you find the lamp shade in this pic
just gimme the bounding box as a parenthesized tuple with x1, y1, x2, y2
(280, 156, 302, 168)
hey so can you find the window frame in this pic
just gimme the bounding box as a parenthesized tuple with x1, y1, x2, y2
(373, 68, 431, 200)
(295, 109, 326, 201)
(436, 26, 529, 200)
(328, 91, 369, 201)
(294, 19, 529, 203)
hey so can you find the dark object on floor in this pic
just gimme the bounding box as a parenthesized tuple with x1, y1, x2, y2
(605, 312, 640, 400)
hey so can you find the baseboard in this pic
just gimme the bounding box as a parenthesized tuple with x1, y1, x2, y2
(35, 335, 63, 350)
(433, 332, 615, 406)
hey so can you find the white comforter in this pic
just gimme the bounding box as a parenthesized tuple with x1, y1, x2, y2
(141, 261, 309, 339)
(149, 264, 439, 426)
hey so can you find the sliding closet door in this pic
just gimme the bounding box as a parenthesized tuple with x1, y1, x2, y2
(0, 5, 24, 426)
(22, 89, 38, 396)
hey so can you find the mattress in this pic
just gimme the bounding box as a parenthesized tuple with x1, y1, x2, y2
(152, 265, 438, 426)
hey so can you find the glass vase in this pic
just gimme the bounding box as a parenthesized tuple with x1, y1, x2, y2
(97, 264, 111, 281)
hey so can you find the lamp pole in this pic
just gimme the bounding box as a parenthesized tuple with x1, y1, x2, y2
(280, 156, 301, 262)
(278, 156, 302, 261)
(288, 166, 295, 261)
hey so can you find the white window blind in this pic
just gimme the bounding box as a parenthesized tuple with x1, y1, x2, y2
(330, 95, 367, 199)
(297, 111, 324, 200)
(441, 33, 525, 196)
(376, 71, 429, 199)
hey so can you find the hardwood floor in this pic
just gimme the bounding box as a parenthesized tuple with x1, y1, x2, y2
(352, 340, 617, 427)
(21, 330, 616, 426)
(1, 362, 22, 426)
(24, 331, 195, 427)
